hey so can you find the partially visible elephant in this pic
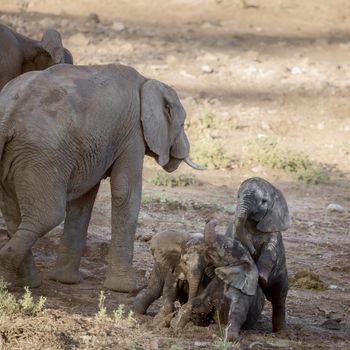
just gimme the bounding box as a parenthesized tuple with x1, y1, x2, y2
(171, 220, 265, 340)
(0, 63, 203, 292)
(0, 23, 73, 90)
(133, 230, 208, 325)
(234, 177, 289, 332)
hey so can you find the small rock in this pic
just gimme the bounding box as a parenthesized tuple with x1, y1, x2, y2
(329, 284, 338, 289)
(60, 19, 69, 28)
(68, 33, 89, 46)
(112, 21, 126, 32)
(201, 65, 214, 73)
(326, 203, 345, 213)
(39, 17, 55, 28)
(317, 122, 325, 130)
(242, 0, 260, 8)
(88, 13, 100, 23)
(261, 121, 270, 130)
(321, 319, 341, 330)
(291, 66, 303, 75)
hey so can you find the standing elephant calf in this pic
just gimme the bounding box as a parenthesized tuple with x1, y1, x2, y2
(234, 177, 290, 332)
(0, 63, 202, 292)
(0, 23, 73, 90)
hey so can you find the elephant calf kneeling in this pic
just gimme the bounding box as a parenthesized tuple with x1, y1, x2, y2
(133, 230, 208, 325)
(171, 220, 265, 340)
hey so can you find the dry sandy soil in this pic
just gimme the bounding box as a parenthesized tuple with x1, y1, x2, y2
(0, 1, 349, 349)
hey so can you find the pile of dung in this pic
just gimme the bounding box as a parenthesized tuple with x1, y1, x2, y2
(289, 270, 328, 290)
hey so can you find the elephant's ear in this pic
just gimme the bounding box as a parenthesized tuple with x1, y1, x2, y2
(215, 263, 258, 296)
(141, 79, 186, 166)
(40, 29, 66, 64)
(257, 187, 290, 233)
(150, 231, 190, 271)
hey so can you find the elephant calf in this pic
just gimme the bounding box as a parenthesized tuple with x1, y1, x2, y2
(171, 220, 265, 340)
(234, 177, 290, 332)
(133, 230, 208, 325)
(0, 23, 73, 90)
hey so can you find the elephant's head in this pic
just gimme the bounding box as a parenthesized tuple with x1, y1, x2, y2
(141, 79, 205, 172)
(203, 220, 258, 296)
(22, 29, 73, 73)
(235, 177, 290, 237)
(150, 231, 206, 300)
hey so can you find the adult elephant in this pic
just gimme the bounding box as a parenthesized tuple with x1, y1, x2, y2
(0, 23, 73, 90)
(0, 63, 203, 292)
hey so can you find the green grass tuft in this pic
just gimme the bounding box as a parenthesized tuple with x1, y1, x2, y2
(190, 139, 232, 170)
(0, 278, 46, 317)
(242, 137, 329, 184)
(151, 172, 197, 187)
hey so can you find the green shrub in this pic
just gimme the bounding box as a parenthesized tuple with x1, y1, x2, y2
(96, 290, 107, 320)
(0, 278, 46, 317)
(242, 137, 329, 184)
(0, 279, 19, 316)
(190, 139, 232, 170)
(151, 172, 197, 187)
(142, 192, 175, 205)
(19, 287, 46, 316)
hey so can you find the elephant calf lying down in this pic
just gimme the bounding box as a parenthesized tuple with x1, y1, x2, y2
(134, 221, 265, 340)
(133, 230, 209, 324)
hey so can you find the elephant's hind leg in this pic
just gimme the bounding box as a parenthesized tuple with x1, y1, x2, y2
(49, 183, 100, 284)
(0, 192, 41, 288)
(0, 174, 66, 288)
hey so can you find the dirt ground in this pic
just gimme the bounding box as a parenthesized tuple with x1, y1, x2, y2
(0, 1, 349, 349)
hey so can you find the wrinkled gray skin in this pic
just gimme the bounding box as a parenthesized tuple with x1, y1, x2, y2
(0, 63, 202, 292)
(0, 23, 73, 91)
(234, 177, 289, 332)
(133, 231, 207, 324)
(172, 220, 265, 341)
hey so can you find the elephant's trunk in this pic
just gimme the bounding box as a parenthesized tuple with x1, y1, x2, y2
(234, 194, 257, 255)
(204, 220, 217, 243)
(187, 270, 202, 300)
(235, 192, 255, 238)
(184, 157, 207, 170)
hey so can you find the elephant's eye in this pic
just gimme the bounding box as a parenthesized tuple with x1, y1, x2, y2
(261, 198, 268, 205)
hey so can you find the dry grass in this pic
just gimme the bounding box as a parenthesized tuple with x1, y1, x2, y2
(289, 270, 328, 290)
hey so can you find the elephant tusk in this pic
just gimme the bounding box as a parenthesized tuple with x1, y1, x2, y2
(184, 157, 207, 170)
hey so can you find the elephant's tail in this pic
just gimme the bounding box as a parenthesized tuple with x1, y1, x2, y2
(0, 120, 7, 163)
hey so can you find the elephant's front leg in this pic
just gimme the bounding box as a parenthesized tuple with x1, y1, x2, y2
(104, 151, 143, 292)
(256, 232, 279, 286)
(154, 272, 178, 327)
(49, 182, 100, 284)
(133, 263, 166, 314)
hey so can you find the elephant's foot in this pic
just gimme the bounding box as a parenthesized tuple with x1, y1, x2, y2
(0, 253, 41, 288)
(153, 304, 174, 328)
(15, 264, 42, 288)
(0, 258, 17, 287)
(272, 317, 287, 332)
(48, 266, 87, 284)
(227, 328, 240, 343)
(170, 303, 193, 331)
(104, 267, 138, 292)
